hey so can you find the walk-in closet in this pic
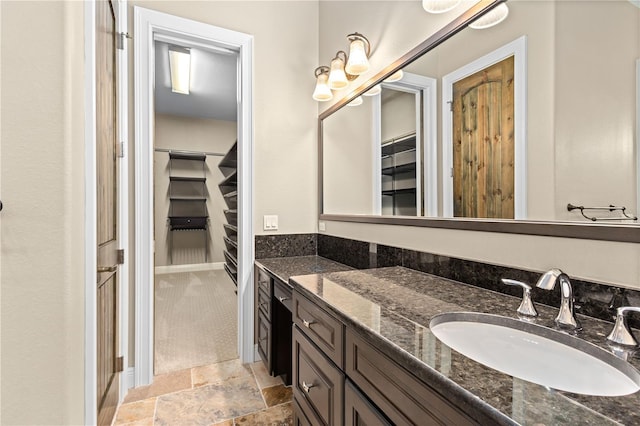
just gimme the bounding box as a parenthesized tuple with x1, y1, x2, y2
(152, 40, 239, 375)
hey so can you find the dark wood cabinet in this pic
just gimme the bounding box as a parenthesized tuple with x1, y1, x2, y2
(293, 326, 344, 426)
(292, 287, 480, 426)
(344, 380, 391, 426)
(254, 264, 293, 385)
(293, 291, 344, 368)
(345, 329, 476, 426)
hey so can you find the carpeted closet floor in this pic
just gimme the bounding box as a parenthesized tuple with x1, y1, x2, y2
(154, 266, 238, 375)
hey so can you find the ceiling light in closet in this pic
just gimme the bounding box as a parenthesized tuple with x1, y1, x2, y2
(169, 46, 191, 94)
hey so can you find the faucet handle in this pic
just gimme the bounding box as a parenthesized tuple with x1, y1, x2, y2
(502, 279, 538, 317)
(606, 306, 640, 347)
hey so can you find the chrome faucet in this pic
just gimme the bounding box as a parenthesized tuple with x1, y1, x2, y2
(606, 306, 640, 347)
(536, 269, 582, 331)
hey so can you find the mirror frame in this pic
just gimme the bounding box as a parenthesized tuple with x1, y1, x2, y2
(318, 0, 640, 243)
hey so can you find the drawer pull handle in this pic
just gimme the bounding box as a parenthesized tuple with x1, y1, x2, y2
(301, 381, 315, 393)
(278, 296, 289, 303)
(302, 318, 315, 328)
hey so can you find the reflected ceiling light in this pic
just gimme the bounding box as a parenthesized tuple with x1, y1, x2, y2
(363, 84, 382, 96)
(422, 0, 461, 14)
(469, 3, 509, 29)
(384, 69, 404, 83)
(312, 32, 372, 101)
(312, 66, 333, 102)
(345, 33, 371, 75)
(328, 51, 349, 90)
(347, 96, 363, 107)
(169, 46, 191, 95)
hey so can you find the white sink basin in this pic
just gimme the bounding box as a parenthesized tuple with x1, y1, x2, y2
(429, 312, 640, 396)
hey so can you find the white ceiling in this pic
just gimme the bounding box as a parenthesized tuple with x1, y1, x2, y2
(154, 41, 238, 122)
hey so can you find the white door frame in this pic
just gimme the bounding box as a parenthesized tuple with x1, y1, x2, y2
(134, 7, 254, 386)
(84, 0, 129, 424)
(372, 72, 437, 216)
(442, 36, 527, 219)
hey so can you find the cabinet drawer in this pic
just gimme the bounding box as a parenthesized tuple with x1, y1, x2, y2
(345, 329, 477, 426)
(257, 309, 271, 372)
(274, 279, 292, 312)
(257, 268, 272, 294)
(294, 398, 323, 426)
(257, 287, 271, 317)
(293, 326, 344, 426)
(293, 291, 344, 368)
(345, 380, 391, 426)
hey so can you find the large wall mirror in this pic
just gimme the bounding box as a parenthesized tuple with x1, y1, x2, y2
(320, 0, 640, 241)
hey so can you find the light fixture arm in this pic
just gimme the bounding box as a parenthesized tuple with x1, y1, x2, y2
(314, 66, 329, 78)
(347, 32, 371, 57)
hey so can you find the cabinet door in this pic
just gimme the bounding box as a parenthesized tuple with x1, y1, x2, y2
(293, 326, 344, 426)
(345, 329, 477, 426)
(257, 309, 271, 373)
(345, 380, 391, 426)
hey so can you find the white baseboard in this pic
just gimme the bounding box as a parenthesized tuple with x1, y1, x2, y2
(254, 344, 260, 363)
(126, 367, 135, 389)
(155, 262, 225, 274)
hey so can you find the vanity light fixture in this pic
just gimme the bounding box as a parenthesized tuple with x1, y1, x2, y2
(312, 32, 372, 101)
(384, 69, 404, 83)
(363, 84, 382, 96)
(422, 0, 461, 14)
(469, 3, 509, 29)
(169, 46, 191, 95)
(347, 96, 363, 106)
(312, 66, 333, 102)
(328, 51, 350, 90)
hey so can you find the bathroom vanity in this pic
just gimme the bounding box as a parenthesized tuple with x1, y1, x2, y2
(255, 256, 640, 425)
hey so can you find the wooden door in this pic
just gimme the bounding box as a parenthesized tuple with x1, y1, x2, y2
(96, 1, 120, 425)
(452, 56, 514, 218)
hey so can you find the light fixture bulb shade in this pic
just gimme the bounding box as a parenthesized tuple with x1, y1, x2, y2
(328, 56, 349, 90)
(347, 96, 363, 107)
(312, 72, 333, 102)
(422, 0, 461, 13)
(384, 69, 404, 83)
(363, 84, 381, 96)
(169, 49, 191, 94)
(469, 3, 509, 29)
(345, 39, 370, 75)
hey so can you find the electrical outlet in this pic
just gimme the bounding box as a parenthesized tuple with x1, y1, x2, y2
(319, 221, 326, 231)
(263, 215, 278, 231)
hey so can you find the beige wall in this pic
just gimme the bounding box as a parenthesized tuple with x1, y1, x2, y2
(1, 1, 85, 424)
(323, 96, 375, 214)
(153, 114, 236, 266)
(381, 89, 416, 142)
(318, 1, 640, 289)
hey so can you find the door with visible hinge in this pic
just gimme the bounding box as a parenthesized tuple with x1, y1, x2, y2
(96, 1, 122, 424)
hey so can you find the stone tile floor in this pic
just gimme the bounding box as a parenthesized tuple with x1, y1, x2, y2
(113, 359, 293, 426)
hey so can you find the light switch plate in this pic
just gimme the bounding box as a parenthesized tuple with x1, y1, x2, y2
(263, 215, 278, 231)
(319, 221, 326, 231)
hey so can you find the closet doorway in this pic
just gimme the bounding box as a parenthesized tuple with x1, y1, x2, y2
(134, 7, 254, 386)
(152, 39, 239, 375)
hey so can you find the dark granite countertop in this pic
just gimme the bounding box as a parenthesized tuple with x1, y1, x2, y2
(290, 266, 640, 426)
(255, 255, 353, 286)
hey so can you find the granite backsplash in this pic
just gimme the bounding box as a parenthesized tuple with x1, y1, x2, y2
(255, 233, 640, 328)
